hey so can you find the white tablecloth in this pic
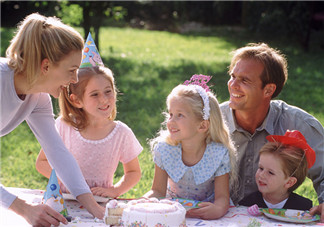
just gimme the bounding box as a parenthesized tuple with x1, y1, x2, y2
(0, 187, 321, 226)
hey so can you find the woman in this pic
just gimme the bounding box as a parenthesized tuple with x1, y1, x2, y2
(0, 13, 104, 226)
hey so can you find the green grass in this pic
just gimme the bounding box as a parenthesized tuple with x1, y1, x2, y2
(1, 26, 323, 205)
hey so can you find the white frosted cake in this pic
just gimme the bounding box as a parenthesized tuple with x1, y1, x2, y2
(104, 199, 128, 226)
(121, 198, 186, 227)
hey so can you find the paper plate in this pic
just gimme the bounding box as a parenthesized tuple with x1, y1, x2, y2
(262, 208, 320, 223)
(63, 193, 110, 203)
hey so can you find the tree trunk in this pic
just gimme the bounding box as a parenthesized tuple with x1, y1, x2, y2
(82, 3, 91, 40)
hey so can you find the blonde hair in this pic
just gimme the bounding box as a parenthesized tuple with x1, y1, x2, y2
(59, 66, 117, 131)
(229, 43, 288, 98)
(259, 142, 308, 192)
(151, 84, 238, 189)
(6, 13, 84, 88)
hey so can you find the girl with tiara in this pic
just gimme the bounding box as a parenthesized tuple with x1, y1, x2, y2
(144, 75, 237, 220)
(36, 34, 142, 199)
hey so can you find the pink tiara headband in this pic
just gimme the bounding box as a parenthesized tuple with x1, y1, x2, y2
(183, 74, 212, 120)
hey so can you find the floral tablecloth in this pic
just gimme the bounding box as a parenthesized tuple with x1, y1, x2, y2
(1, 187, 322, 227)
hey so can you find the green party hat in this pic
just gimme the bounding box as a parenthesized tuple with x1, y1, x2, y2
(80, 32, 104, 68)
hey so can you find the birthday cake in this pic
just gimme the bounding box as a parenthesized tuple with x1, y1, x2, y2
(104, 199, 128, 226)
(121, 198, 186, 227)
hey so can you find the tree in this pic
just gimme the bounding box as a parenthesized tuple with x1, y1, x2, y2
(1, 1, 60, 27)
(59, 1, 127, 50)
(240, 1, 324, 51)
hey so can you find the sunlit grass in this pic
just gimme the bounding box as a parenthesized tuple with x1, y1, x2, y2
(99, 27, 234, 68)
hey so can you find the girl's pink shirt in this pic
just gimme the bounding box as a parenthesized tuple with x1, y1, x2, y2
(55, 117, 142, 192)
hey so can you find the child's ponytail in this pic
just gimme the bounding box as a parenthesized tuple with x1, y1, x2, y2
(6, 13, 44, 87)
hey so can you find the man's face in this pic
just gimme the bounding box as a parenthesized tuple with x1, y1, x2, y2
(227, 58, 266, 112)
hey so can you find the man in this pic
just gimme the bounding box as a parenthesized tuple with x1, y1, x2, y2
(220, 43, 324, 220)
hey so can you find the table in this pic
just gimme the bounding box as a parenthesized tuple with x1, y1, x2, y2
(1, 187, 322, 226)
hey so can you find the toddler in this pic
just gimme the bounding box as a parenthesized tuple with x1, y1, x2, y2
(239, 130, 315, 210)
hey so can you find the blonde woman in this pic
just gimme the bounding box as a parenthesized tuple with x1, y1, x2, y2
(0, 13, 104, 226)
(144, 75, 237, 220)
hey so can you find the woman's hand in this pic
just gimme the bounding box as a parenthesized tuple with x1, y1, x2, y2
(10, 197, 68, 227)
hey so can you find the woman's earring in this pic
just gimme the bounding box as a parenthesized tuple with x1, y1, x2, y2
(66, 85, 70, 96)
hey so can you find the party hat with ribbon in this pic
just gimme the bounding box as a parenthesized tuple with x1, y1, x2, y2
(42, 169, 69, 218)
(80, 32, 104, 68)
(266, 130, 316, 168)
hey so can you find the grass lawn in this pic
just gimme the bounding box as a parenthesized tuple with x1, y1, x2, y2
(1, 26, 323, 205)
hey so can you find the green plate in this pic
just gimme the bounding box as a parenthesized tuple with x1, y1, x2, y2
(262, 208, 320, 223)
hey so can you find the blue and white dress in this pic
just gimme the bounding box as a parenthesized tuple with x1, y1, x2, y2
(153, 141, 230, 202)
